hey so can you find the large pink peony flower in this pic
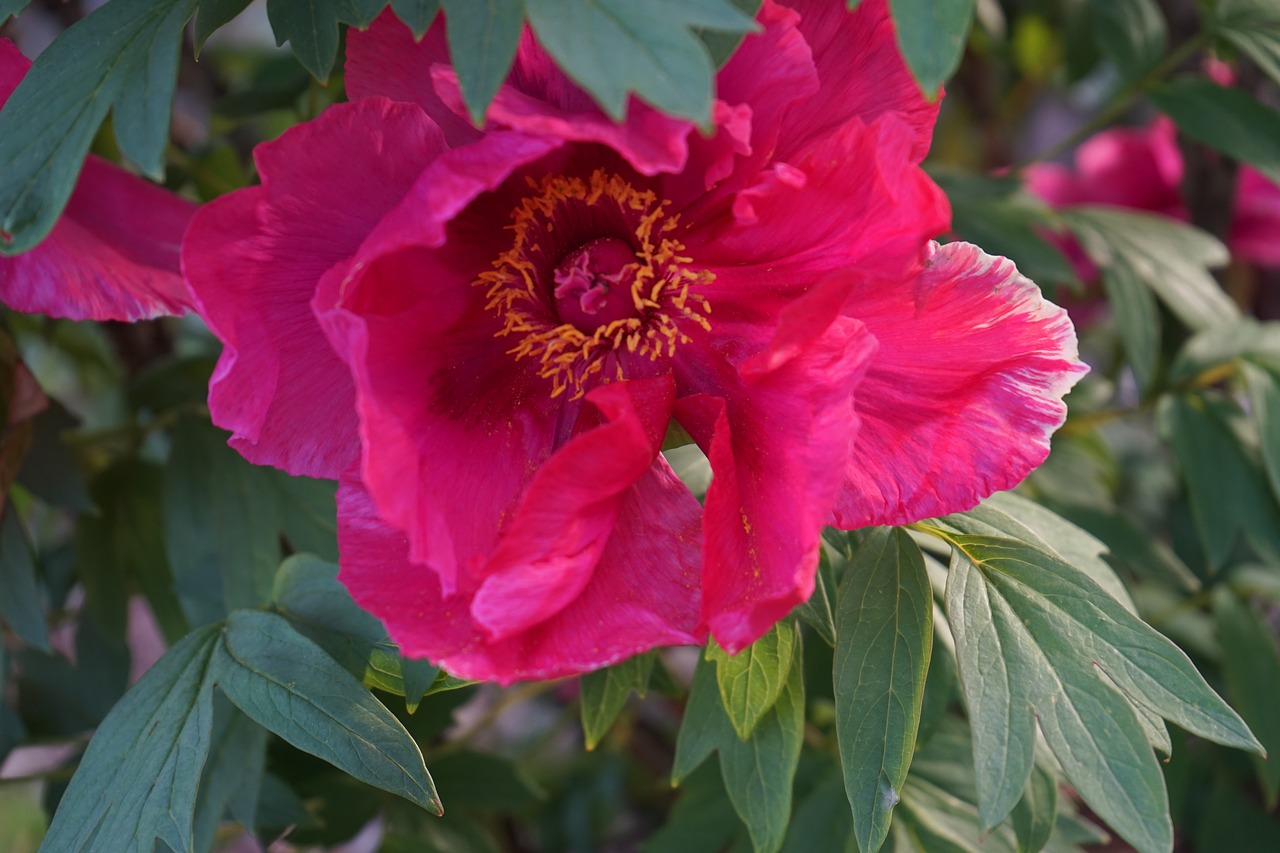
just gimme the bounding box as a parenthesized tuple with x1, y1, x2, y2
(0, 39, 194, 321)
(1026, 115, 1280, 269)
(184, 0, 1086, 683)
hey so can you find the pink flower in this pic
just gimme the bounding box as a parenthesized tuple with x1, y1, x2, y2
(1026, 115, 1280, 269)
(0, 39, 194, 321)
(184, 0, 1086, 683)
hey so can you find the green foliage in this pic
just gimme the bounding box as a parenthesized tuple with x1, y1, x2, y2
(1151, 79, 1280, 186)
(833, 528, 932, 853)
(1089, 0, 1166, 81)
(440, 0, 525, 126)
(0, 0, 30, 25)
(888, 0, 975, 96)
(707, 621, 798, 741)
(578, 651, 655, 750)
(1214, 0, 1280, 87)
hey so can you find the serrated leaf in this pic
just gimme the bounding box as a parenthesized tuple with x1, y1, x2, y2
(0, 506, 47, 651)
(943, 534, 1260, 852)
(1101, 257, 1160, 393)
(1010, 764, 1058, 853)
(439, 0, 525, 126)
(0, 0, 195, 254)
(1159, 392, 1280, 568)
(212, 610, 441, 814)
(525, 0, 756, 123)
(1062, 206, 1237, 331)
(266, 0, 391, 80)
(834, 528, 932, 853)
(193, 0, 254, 51)
(1089, 0, 1166, 81)
(707, 621, 797, 741)
(674, 647, 804, 853)
(391, 0, 439, 38)
(888, 0, 976, 96)
(1216, 0, 1280, 88)
(39, 624, 220, 853)
(579, 651, 656, 750)
(1152, 78, 1280, 186)
(1212, 587, 1280, 808)
(272, 554, 438, 711)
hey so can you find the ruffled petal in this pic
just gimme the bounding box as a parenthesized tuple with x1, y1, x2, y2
(183, 98, 446, 478)
(674, 278, 876, 652)
(830, 242, 1088, 529)
(771, 0, 938, 163)
(336, 447, 703, 685)
(1230, 167, 1280, 267)
(0, 40, 194, 321)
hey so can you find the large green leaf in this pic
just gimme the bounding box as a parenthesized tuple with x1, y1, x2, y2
(0, 0, 195, 254)
(1089, 0, 1166, 81)
(439, 0, 525, 125)
(1152, 78, 1280, 186)
(1062, 206, 1237, 331)
(1159, 392, 1280, 568)
(273, 554, 438, 710)
(1215, 0, 1280, 87)
(266, 0, 390, 79)
(193, 0, 254, 50)
(39, 625, 220, 853)
(579, 651, 656, 750)
(888, 0, 976, 96)
(192, 701, 267, 850)
(391, 0, 439, 37)
(1010, 763, 1058, 853)
(525, 0, 756, 123)
(0, 505, 47, 651)
(833, 528, 932, 853)
(942, 534, 1260, 852)
(212, 610, 442, 814)
(1212, 588, 1280, 809)
(707, 621, 797, 740)
(674, 647, 804, 853)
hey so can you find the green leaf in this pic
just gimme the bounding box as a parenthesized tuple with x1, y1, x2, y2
(272, 554, 438, 708)
(1159, 392, 1280, 568)
(424, 750, 545, 810)
(0, 506, 46, 651)
(1212, 587, 1280, 808)
(39, 624, 220, 853)
(579, 651, 656, 750)
(272, 472, 339, 561)
(795, 546, 837, 646)
(193, 0, 254, 51)
(1089, 0, 1166, 81)
(1243, 362, 1280, 509)
(1053, 505, 1200, 593)
(1010, 764, 1058, 853)
(15, 403, 91, 511)
(212, 610, 441, 814)
(266, 0, 391, 80)
(1215, 0, 1280, 88)
(192, 701, 268, 850)
(0, 0, 196, 254)
(888, 0, 976, 96)
(642, 762, 741, 853)
(0, 0, 31, 25)
(674, 647, 804, 853)
(940, 491, 1135, 613)
(781, 766, 856, 853)
(707, 621, 798, 741)
(1062, 206, 1237, 331)
(391, 0, 439, 38)
(439, 0, 525, 126)
(1151, 78, 1280, 186)
(943, 534, 1260, 852)
(1101, 257, 1160, 393)
(525, 0, 757, 123)
(699, 0, 763, 68)
(833, 528, 932, 853)
(1168, 318, 1280, 382)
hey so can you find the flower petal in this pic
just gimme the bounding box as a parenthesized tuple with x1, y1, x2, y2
(0, 39, 194, 321)
(675, 277, 876, 652)
(773, 0, 938, 163)
(1231, 167, 1280, 268)
(337, 452, 702, 685)
(830, 241, 1088, 529)
(183, 97, 445, 478)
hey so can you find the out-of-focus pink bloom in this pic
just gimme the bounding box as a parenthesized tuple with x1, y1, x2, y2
(0, 39, 195, 321)
(1026, 115, 1280, 270)
(184, 0, 1085, 683)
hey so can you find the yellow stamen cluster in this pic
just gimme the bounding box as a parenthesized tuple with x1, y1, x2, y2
(475, 170, 713, 399)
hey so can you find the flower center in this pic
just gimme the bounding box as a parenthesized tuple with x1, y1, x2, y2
(552, 238, 640, 331)
(476, 170, 713, 399)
